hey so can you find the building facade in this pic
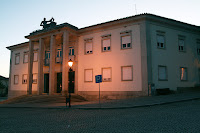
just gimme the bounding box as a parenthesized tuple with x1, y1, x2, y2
(6, 14, 200, 99)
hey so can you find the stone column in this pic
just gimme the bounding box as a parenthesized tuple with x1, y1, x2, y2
(62, 30, 69, 95)
(27, 40, 34, 95)
(49, 35, 56, 95)
(37, 38, 44, 95)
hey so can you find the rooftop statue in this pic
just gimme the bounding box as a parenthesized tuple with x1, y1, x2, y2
(40, 17, 56, 29)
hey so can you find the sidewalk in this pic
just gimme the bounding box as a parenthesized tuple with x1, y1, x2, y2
(0, 91, 200, 109)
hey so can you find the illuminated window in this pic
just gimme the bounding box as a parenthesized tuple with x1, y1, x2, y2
(84, 69, 93, 82)
(158, 66, 167, 81)
(180, 67, 187, 81)
(85, 38, 93, 54)
(102, 34, 111, 52)
(14, 75, 19, 84)
(33, 51, 38, 62)
(121, 31, 132, 49)
(69, 47, 74, 55)
(102, 68, 112, 82)
(121, 66, 133, 81)
(22, 74, 27, 84)
(15, 53, 20, 65)
(32, 74, 37, 84)
(23, 52, 28, 63)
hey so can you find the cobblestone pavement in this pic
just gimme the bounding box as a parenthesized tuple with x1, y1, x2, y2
(0, 99, 200, 133)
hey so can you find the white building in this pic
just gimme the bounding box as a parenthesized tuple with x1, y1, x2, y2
(6, 14, 200, 99)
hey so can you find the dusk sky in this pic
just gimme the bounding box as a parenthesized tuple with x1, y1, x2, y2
(0, 0, 199, 77)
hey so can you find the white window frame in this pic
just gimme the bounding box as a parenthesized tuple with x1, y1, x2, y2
(84, 69, 93, 82)
(178, 36, 186, 52)
(158, 65, 168, 81)
(156, 31, 165, 49)
(14, 75, 19, 85)
(102, 34, 111, 52)
(56, 48, 62, 63)
(102, 67, 112, 82)
(120, 31, 132, 49)
(180, 67, 188, 81)
(84, 38, 93, 55)
(32, 73, 37, 84)
(23, 52, 28, 63)
(22, 74, 28, 84)
(15, 53, 20, 65)
(121, 66, 133, 81)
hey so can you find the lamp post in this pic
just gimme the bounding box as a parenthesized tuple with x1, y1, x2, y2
(67, 59, 73, 107)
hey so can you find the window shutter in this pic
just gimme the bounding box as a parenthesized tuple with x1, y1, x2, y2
(157, 35, 164, 43)
(122, 36, 131, 44)
(103, 39, 110, 47)
(86, 42, 92, 52)
(103, 68, 111, 79)
(159, 67, 166, 80)
(179, 40, 184, 46)
(85, 69, 93, 82)
(34, 52, 38, 61)
(122, 66, 132, 80)
(24, 54, 28, 63)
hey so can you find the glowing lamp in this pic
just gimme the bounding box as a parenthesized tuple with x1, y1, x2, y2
(68, 59, 73, 67)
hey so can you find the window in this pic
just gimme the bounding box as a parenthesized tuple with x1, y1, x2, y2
(56, 49, 62, 63)
(102, 68, 112, 82)
(85, 38, 93, 54)
(158, 66, 167, 81)
(178, 36, 186, 52)
(32, 74, 37, 84)
(102, 35, 111, 52)
(197, 40, 200, 55)
(22, 74, 27, 84)
(23, 52, 28, 63)
(84, 69, 93, 82)
(15, 53, 20, 65)
(14, 75, 19, 84)
(69, 47, 74, 55)
(180, 67, 187, 81)
(121, 31, 132, 49)
(121, 66, 133, 81)
(157, 34, 165, 49)
(33, 51, 38, 62)
(45, 51, 50, 65)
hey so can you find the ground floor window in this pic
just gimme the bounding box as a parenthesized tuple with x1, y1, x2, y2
(102, 67, 112, 82)
(121, 66, 133, 81)
(180, 67, 187, 81)
(32, 74, 37, 84)
(84, 69, 93, 82)
(14, 75, 19, 84)
(22, 74, 27, 84)
(158, 65, 167, 81)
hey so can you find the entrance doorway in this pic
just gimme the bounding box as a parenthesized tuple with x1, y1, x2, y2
(68, 71, 75, 93)
(44, 74, 49, 93)
(57, 72, 62, 93)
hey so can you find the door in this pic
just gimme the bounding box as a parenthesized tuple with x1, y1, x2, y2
(44, 74, 49, 93)
(57, 72, 62, 93)
(68, 71, 75, 93)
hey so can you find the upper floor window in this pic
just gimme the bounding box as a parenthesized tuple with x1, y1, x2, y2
(102, 34, 111, 52)
(121, 66, 133, 81)
(45, 51, 50, 65)
(33, 51, 38, 62)
(158, 65, 167, 81)
(102, 67, 112, 82)
(15, 53, 20, 65)
(85, 38, 93, 54)
(56, 49, 62, 63)
(180, 67, 187, 81)
(197, 40, 200, 55)
(23, 52, 28, 63)
(157, 31, 165, 49)
(178, 36, 186, 52)
(69, 47, 74, 55)
(121, 31, 132, 49)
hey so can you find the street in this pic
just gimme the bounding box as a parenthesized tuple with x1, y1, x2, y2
(0, 99, 200, 133)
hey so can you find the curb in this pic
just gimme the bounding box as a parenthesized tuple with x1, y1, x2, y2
(0, 97, 199, 110)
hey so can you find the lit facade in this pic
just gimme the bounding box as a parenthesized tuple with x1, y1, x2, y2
(7, 14, 200, 99)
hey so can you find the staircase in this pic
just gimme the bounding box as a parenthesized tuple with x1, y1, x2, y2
(1, 94, 87, 104)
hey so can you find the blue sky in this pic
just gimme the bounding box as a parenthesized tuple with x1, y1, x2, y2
(0, 0, 200, 77)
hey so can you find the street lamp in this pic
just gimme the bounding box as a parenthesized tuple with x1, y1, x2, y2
(67, 59, 73, 107)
